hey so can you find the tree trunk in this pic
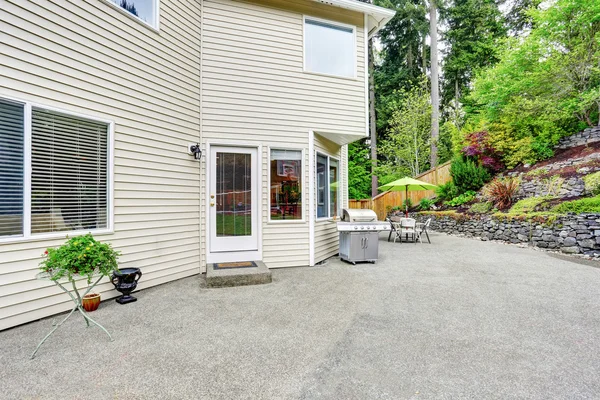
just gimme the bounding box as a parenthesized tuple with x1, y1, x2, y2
(430, 0, 440, 168)
(369, 37, 378, 197)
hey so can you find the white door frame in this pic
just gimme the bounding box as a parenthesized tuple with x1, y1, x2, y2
(205, 141, 263, 264)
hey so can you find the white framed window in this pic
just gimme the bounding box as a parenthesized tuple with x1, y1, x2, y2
(269, 149, 303, 221)
(304, 17, 356, 79)
(316, 153, 340, 219)
(107, 0, 160, 29)
(0, 97, 113, 242)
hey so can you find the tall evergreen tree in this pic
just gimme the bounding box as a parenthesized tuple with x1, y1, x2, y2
(440, 0, 507, 107)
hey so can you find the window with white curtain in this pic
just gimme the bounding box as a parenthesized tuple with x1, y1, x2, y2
(304, 18, 356, 78)
(0, 98, 111, 240)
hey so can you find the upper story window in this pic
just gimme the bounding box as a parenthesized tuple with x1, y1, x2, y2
(0, 98, 111, 241)
(304, 18, 356, 78)
(110, 0, 159, 29)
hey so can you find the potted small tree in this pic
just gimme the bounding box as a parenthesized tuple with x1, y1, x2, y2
(40, 233, 120, 312)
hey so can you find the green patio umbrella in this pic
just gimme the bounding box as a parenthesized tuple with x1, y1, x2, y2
(378, 176, 438, 202)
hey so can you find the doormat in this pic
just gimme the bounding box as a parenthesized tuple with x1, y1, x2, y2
(213, 261, 258, 270)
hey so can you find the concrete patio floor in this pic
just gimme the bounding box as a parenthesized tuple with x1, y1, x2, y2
(3, 232, 600, 399)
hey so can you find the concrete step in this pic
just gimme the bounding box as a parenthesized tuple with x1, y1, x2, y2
(205, 260, 272, 288)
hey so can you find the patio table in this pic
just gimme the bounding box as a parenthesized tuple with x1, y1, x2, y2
(31, 272, 113, 359)
(391, 220, 424, 243)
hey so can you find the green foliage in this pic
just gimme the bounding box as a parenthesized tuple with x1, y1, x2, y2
(436, 181, 459, 202)
(378, 78, 432, 178)
(40, 234, 120, 283)
(466, 0, 600, 166)
(348, 140, 372, 199)
(446, 191, 476, 207)
(440, 0, 507, 106)
(583, 171, 600, 196)
(552, 196, 600, 214)
(450, 156, 491, 194)
(403, 198, 414, 210)
(510, 196, 553, 214)
(468, 201, 493, 214)
(419, 198, 434, 210)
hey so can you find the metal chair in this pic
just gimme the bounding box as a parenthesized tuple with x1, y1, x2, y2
(399, 218, 417, 243)
(416, 218, 432, 244)
(387, 215, 402, 242)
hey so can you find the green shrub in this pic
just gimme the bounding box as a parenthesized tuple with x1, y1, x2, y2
(510, 196, 553, 214)
(419, 198, 434, 210)
(436, 181, 458, 202)
(583, 171, 600, 195)
(40, 234, 120, 283)
(446, 191, 477, 207)
(469, 201, 493, 214)
(450, 156, 491, 194)
(552, 196, 600, 214)
(403, 198, 413, 210)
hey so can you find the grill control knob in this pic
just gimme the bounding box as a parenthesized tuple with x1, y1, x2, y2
(354, 226, 358, 230)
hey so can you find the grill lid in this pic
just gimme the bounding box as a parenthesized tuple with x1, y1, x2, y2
(341, 208, 378, 222)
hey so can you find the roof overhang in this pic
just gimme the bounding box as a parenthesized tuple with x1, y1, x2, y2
(310, 0, 395, 38)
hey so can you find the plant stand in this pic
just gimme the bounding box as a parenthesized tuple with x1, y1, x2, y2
(31, 273, 113, 359)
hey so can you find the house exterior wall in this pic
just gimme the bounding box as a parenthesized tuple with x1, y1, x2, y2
(0, 0, 202, 330)
(201, 0, 365, 268)
(0, 0, 370, 330)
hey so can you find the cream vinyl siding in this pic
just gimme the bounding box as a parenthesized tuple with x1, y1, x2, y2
(0, 0, 201, 330)
(201, 0, 365, 268)
(314, 134, 348, 263)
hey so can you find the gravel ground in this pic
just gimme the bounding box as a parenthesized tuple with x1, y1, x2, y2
(2, 232, 600, 399)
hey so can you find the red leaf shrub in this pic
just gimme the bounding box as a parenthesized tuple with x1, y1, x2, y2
(485, 178, 520, 210)
(461, 131, 504, 171)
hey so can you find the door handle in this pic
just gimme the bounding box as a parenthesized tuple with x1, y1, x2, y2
(360, 237, 364, 248)
(210, 202, 215, 207)
(365, 237, 368, 248)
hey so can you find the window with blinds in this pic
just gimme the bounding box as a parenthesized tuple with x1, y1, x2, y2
(0, 100, 24, 237)
(31, 109, 108, 234)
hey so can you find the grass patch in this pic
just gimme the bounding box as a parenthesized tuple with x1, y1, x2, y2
(509, 196, 554, 214)
(468, 202, 492, 214)
(552, 195, 600, 214)
(216, 213, 252, 236)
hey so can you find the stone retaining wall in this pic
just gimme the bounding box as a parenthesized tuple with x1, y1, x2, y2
(414, 212, 600, 257)
(556, 126, 600, 149)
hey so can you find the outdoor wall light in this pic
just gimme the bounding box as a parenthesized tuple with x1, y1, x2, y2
(188, 143, 202, 160)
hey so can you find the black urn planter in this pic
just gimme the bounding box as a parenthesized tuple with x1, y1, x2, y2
(111, 268, 142, 304)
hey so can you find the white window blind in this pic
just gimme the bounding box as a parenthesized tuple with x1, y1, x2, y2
(31, 109, 108, 234)
(0, 100, 24, 237)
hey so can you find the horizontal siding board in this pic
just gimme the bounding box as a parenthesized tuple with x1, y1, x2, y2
(1, 0, 201, 330)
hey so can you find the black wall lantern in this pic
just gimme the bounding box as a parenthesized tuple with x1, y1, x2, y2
(188, 143, 202, 160)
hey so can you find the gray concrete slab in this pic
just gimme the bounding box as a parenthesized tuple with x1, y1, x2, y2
(206, 260, 272, 287)
(2, 232, 600, 399)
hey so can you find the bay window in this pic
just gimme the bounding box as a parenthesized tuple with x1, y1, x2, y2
(316, 153, 340, 219)
(270, 149, 302, 220)
(304, 18, 356, 78)
(0, 98, 111, 240)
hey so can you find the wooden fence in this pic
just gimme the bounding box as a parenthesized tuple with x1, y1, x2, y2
(348, 161, 452, 221)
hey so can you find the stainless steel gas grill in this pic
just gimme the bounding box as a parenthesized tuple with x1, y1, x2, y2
(337, 208, 390, 264)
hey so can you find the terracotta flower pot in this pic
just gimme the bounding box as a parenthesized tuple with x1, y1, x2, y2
(82, 293, 101, 312)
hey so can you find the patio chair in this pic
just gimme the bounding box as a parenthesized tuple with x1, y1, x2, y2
(416, 218, 432, 244)
(388, 215, 402, 242)
(400, 218, 417, 243)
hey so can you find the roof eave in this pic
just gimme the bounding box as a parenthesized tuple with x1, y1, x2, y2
(311, 0, 395, 38)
